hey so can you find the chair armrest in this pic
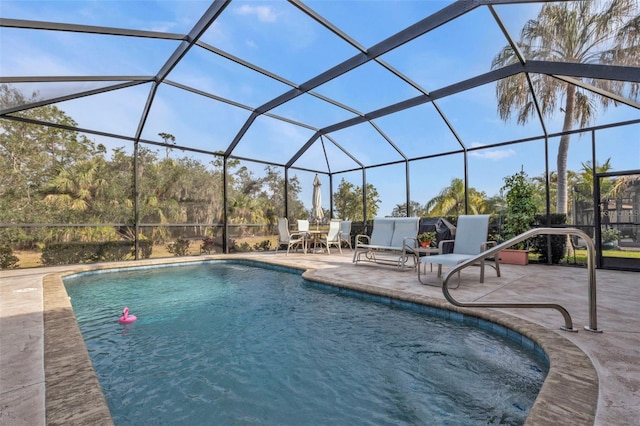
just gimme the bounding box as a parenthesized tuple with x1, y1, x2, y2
(289, 231, 305, 239)
(355, 234, 370, 246)
(481, 240, 497, 251)
(403, 236, 418, 251)
(438, 239, 455, 253)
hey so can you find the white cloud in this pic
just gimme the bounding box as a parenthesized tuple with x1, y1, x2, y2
(148, 22, 177, 33)
(469, 143, 516, 161)
(234, 5, 278, 23)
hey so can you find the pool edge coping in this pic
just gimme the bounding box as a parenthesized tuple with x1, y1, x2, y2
(44, 255, 597, 425)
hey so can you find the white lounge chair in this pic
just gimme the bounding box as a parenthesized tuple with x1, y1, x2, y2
(339, 220, 352, 250)
(322, 219, 342, 254)
(275, 218, 306, 255)
(419, 214, 500, 286)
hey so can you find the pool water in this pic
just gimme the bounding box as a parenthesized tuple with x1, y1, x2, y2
(64, 261, 548, 425)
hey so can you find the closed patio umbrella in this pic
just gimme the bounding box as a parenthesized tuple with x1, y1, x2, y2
(312, 174, 324, 228)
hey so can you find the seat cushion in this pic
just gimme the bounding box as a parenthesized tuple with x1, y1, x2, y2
(424, 253, 473, 266)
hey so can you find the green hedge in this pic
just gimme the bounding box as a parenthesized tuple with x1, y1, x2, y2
(41, 240, 152, 266)
(530, 214, 567, 264)
(0, 245, 19, 269)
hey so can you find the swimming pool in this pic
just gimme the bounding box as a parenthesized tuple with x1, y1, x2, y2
(64, 261, 548, 425)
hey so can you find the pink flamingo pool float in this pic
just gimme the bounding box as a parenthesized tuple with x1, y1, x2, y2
(118, 307, 137, 324)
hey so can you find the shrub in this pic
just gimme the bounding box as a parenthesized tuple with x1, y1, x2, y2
(98, 241, 135, 261)
(137, 240, 153, 259)
(167, 238, 191, 256)
(227, 238, 238, 253)
(253, 240, 272, 251)
(237, 242, 252, 252)
(502, 170, 537, 249)
(41, 240, 143, 266)
(530, 214, 567, 264)
(601, 228, 620, 244)
(0, 245, 19, 269)
(41, 242, 99, 265)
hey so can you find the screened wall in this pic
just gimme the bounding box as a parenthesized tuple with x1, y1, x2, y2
(1, 0, 639, 268)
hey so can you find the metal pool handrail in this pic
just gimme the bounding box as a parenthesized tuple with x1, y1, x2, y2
(441, 227, 601, 333)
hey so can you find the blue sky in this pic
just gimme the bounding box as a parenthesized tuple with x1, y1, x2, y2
(1, 0, 639, 216)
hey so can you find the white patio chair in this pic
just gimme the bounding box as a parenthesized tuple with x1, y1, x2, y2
(339, 220, 352, 250)
(322, 219, 343, 254)
(275, 218, 306, 255)
(297, 219, 310, 235)
(419, 214, 500, 286)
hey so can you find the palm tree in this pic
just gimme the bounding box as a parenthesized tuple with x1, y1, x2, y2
(391, 201, 425, 217)
(575, 159, 614, 199)
(608, 174, 640, 201)
(492, 0, 640, 215)
(425, 178, 487, 216)
(44, 159, 108, 217)
(576, 158, 638, 207)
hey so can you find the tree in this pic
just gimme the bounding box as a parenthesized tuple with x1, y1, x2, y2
(502, 170, 538, 247)
(333, 178, 380, 221)
(44, 157, 109, 220)
(101, 147, 135, 223)
(158, 132, 176, 158)
(571, 159, 638, 224)
(424, 178, 487, 216)
(333, 179, 358, 220)
(574, 159, 613, 201)
(492, 0, 640, 215)
(0, 84, 104, 243)
(391, 201, 424, 217)
(361, 182, 380, 221)
(283, 174, 305, 220)
(1, 85, 312, 249)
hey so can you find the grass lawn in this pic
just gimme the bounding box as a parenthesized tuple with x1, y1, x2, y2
(525, 247, 640, 266)
(559, 249, 640, 265)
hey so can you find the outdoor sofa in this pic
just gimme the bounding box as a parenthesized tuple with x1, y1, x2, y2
(352, 217, 420, 269)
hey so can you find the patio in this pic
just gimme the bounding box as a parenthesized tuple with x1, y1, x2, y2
(1, 252, 638, 425)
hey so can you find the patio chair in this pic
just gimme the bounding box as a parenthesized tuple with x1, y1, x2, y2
(339, 220, 352, 250)
(297, 219, 310, 235)
(322, 219, 343, 254)
(419, 214, 499, 286)
(275, 217, 306, 255)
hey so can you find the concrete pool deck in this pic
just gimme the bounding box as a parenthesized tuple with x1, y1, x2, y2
(1, 252, 638, 425)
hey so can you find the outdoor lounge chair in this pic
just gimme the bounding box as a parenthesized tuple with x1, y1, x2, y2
(339, 220, 352, 250)
(322, 219, 343, 254)
(276, 217, 306, 255)
(419, 214, 500, 286)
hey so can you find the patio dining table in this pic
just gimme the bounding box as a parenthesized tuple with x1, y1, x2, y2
(306, 230, 328, 253)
